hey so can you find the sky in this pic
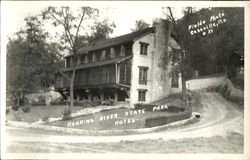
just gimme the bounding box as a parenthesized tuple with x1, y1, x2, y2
(1, 1, 186, 40)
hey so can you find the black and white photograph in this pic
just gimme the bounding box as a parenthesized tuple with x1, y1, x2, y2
(1, 1, 249, 159)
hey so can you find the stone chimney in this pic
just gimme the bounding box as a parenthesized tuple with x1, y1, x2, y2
(150, 19, 173, 101)
(152, 18, 161, 26)
(154, 19, 172, 49)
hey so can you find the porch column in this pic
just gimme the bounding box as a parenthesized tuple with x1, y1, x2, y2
(100, 93, 104, 101)
(87, 93, 91, 102)
(178, 73, 182, 89)
(114, 91, 118, 102)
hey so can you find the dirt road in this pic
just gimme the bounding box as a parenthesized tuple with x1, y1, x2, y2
(5, 92, 244, 153)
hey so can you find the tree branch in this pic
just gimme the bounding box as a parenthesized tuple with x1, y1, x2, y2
(61, 8, 74, 49)
(167, 7, 183, 49)
(74, 10, 86, 47)
(58, 70, 71, 81)
(63, 25, 74, 50)
(48, 11, 64, 26)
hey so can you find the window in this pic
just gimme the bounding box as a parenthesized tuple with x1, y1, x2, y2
(95, 52, 101, 61)
(110, 47, 115, 58)
(120, 45, 125, 57)
(106, 49, 111, 59)
(140, 42, 149, 55)
(101, 50, 106, 60)
(76, 57, 81, 65)
(70, 57, 74, 66)
(92, 53, 96, 62)
(87, 53, 93, 62)
(65, 57, 70, 68)
(171, 72, 179, 88)
(80, 55, 85, 64)
(139, 66, 148, 85)
(138, 89, 147, 102)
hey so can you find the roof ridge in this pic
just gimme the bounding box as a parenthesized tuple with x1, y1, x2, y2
(75, 27, 155, 55)
(90, 27, 154, 44)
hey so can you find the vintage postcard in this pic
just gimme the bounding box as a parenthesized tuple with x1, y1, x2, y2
(1, 1, 250, 159)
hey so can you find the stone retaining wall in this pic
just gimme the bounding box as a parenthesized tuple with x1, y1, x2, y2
(186, 75, 227, 90)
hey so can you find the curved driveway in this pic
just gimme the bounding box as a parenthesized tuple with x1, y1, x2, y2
(6, 92, 243, 143)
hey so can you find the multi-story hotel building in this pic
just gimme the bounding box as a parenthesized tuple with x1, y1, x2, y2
(55, 19, 182, 107)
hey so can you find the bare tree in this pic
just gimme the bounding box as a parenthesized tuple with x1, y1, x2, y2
(166, 7, 194, 101)
(42, 7, 99, 108)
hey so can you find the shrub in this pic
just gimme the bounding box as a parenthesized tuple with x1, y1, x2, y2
(145, 110, 191, 128)
(101, 99, 114, 106)
(82, 102, 92, 108)
(42, 115, 49, 122)
(12, 105, 19, 111)
(190, 91, 202, 105)
(51, 97, 65, 105)
(19, 98, 25, 106)
(230, 77, 244, 90)
(134, 103, 185, 113)
(74, 101, 85, 106)
(13, 112, 22, 121)
(91, 100, 101, 107)
(30, 96, 46, 106)
(38, 96, 46, 105)
(100, 107, 127, 113)
(167, 106, 185, 113)
(50, 101, 66, 105)
(229, 95, 244, 105)
(134, 103, 155, 111)
(21, 106, 31, 113)
(71, 101, 96, 108)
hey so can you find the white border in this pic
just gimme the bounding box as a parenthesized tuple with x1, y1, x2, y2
(1, 1, 250, 160)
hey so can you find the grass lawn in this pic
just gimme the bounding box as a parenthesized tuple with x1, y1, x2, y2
(49, 104, 191, 130)
(93, 132, 243, 153)
(6, 105, 84, 122)
(7, 94, 195, 131)
(46, 95, 192, 130)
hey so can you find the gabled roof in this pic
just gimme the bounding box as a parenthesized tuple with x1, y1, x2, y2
(65, 25, 180, 58)
(77, 27, 155, 55)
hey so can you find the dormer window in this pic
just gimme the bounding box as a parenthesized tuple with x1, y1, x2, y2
(140, 42, 149, 55)
(93, 52, 96, 62)
(65, 57, 71, 68)
(95, 51, 101, 61)
(101, 50, 106, 60)
(84, 55, 88, 64)
(77, 56, 81, 65)
(110, 47, 115, 58)
(120, 45, 125, 57)
(80, 55, 85, 64)
(171, 72, 179, 88)
(87, 53, 93, 62)
(70, 57, 74, 66)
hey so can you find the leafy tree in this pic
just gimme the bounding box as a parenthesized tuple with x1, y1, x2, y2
(163, 7, 244, 101)
(7, 16, 63, 106)
(42, 7, 116, 108)
(89, 19, 116, 42)
(164, 7, 195, 101)
(175, 7, 244, 76)
(74, 19, 116, 47)
(131, 19, 150, 32)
